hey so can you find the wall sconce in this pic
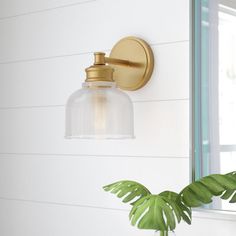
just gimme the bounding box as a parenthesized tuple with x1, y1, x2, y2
(65, 36, 154, 139)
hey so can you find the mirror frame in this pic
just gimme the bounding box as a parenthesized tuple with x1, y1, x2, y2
(190, 0, 236, 216)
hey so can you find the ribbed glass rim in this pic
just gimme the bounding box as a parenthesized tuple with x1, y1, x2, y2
(82, 81, 117, 88)
(64, 134, 135, 139)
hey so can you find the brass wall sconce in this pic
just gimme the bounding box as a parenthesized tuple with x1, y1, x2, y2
(65, 36, 154, 139)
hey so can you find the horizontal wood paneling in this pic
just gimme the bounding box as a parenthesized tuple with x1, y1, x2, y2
(0, 199, 235, 236)
(0, 0, 94, 19)
(181, 214, 236, 236)
(0, 0, 189, 63)
(0, 42, 189, 108)
(0, 0, 202, 236)
(0, 101, 189, 157)
(0, 154, 189, 209)
(1, 0, 234, 235)
(0, 198, 148, 236)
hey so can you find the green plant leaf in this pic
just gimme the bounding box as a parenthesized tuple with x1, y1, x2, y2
(221, 189, 235, 200)
(159, 191, 179, 200)
(176, 200, 192, 225)
(210, 174, 236, 189)
(103, 172, 236, 233)
(159, 191, 185, 223)
(103, 180, 151, 204)
(223, 171, 236, 203)
(165, 192, 193, 225)
(227, 171, 236, 179)
(230, 193, 236, 203)
(179, 172, 236, 208)
(129, 194, 180, 231)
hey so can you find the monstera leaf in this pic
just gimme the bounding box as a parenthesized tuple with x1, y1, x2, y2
(129, 194, 180, 231)
(221, 171, 236, 203)
(103, 180, 151, 204)
(103, 171, 236, 234)
(128, 190, 192, 231)
(159, 191, 192, 225)
(179, 173, 236, 207)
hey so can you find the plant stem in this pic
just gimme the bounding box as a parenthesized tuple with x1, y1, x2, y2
(160, 231, 168, 236)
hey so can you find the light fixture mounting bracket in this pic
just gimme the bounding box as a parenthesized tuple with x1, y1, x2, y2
(109, 36, 154, 91)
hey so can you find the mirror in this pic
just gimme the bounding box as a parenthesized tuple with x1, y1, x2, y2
(192, 0, 236, 211)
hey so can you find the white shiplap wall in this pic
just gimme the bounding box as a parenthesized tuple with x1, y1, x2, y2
(0, 0, 235, 235)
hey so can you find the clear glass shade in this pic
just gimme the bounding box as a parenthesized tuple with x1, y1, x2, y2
(65, 81, 134, 139)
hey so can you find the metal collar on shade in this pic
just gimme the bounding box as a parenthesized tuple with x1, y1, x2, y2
(85, 53, 114, 83)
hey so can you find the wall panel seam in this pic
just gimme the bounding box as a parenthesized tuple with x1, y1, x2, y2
(0, 99, 189, 110)
(0, 153, 189, 159)
(0, 0, 96, 21)
(193, 214, 236, 222)
(0, 197, 235, 222)
(0, 40, 189, 65)
(0, 196, 128, 212)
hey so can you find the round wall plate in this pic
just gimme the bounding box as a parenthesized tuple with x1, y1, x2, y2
(109, 36, 154, 91)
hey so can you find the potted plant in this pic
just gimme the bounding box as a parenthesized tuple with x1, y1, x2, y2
(103, 171, 236, 235)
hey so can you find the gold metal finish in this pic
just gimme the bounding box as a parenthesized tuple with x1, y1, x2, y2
(110, 37, 154, 91)
(105, 57, 130, 66)
(84, 36, 154, 90)
(85, 64, 114, 82)
(94, 52, 106, 65)
(85, 53, 114, 82)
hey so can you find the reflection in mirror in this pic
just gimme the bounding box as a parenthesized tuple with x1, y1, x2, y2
(192, 0, 236, 211)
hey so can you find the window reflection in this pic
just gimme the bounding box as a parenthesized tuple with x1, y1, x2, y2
(219, 4, 236, 211)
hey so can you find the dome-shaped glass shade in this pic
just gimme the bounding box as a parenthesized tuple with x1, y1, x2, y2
(65, 81, 134, 139)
